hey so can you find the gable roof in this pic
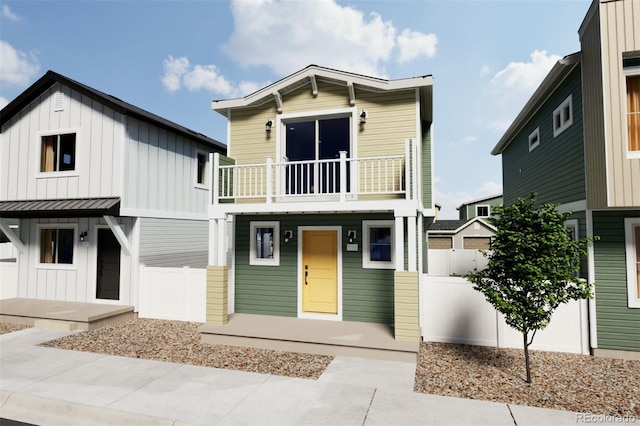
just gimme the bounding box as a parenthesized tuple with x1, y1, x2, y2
(427, 216, 497, 234)
(212, 64, 433, 121)
(491, 52, 581, 156)
(456, 193, 502, 211)
(0, 70, 226, 153)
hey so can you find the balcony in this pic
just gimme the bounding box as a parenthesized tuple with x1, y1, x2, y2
(211, 146, 421, 208)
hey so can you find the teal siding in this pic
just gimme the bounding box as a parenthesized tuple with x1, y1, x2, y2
(422, 121, 432, 208)
(501, 66, 585, 206)
(234, 213, 396, 324)
(593, 211, 640, 352)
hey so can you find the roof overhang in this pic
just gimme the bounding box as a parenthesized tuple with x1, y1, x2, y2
(491, 52, 581, 156)
(212, 65, 433, 120)
(0, 197, 120, 218)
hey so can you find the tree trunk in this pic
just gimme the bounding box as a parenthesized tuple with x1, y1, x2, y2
(523, 332, 531, 383)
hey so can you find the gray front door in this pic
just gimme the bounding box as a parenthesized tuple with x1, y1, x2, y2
(96, 228, 121, 300)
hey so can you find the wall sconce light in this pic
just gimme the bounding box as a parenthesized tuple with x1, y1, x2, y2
(284, 230, 293, 243)
(360, 110, 367, 123)
(348, 230, 357, 243)
(265, 119, 273, 132)
(79, 231, 88, 242)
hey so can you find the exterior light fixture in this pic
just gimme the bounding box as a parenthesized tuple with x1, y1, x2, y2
(79, 231, 88, 242)
(284, 230, 293, 243)
(348, 230, 357, 243)
(360, 110, 367, 123)
(266, 119, 273, 132)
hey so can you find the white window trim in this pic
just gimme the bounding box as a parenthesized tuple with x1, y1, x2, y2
(36, 223, 78, 270)
(194, 149, 210, 190)
(553, 95, 573, 137)
(35, 128, 80, 178)
(528, 127, 540, 151)
(623, 66, 640, 159)
(249, 221, 280, 266)
(624, 217, 640, 308)
(362, 220, 395, 269)
(475, 205, 490, 218)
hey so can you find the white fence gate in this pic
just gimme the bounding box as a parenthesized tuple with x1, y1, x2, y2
(138, 266, 206, 322)
(421, 276, 590, 354)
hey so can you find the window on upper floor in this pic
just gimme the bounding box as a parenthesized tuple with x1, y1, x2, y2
(363, 220, 395, 269)
(625, 73, 640, 157)
(476, 205, 490, 217)
(195, 151, 208, 188)
(39, 226, 75, 265)
(249, 221, 280, 266)
(528, 127, 540, 151)
(624, 217, 640, 308)
(41, 133, 76, 172)
(553, 95, 573, 137)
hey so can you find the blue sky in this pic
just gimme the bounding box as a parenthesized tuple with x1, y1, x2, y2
(0, 0, 590, 218)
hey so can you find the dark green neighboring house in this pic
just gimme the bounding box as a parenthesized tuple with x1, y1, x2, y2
(491, 0, 640, 359)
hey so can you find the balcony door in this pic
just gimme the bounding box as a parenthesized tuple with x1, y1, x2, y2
(284, 117, 350, 195)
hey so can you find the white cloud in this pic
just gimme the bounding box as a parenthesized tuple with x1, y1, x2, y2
(396, 29, 437, 64)
(484, 50, 560, 132)
(223, 0, 435, 78)
(462, 136, 477, 143)
(161, 55, 267, 98)
(2, 5, 20, 21)
(0, 96, 8, 109)
(0, 40, 40, 86)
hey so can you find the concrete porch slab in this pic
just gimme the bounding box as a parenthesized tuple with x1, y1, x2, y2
(0, 298, 135, 331)
(199, 313, 418, 362)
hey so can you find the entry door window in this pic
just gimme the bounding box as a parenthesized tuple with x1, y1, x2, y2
(285, 117, 350, 194)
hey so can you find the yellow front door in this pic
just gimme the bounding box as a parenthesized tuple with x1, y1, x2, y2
(302, 230, 338, 314)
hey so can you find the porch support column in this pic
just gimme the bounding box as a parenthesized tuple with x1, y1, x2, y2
(407, 214, 417, 272)
(394, 215, 405, 271)
(207, 214, 229, 325)
(394, 270, 420, 342)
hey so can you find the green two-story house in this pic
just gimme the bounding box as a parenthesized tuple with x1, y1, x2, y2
(492, 0, 640, 359)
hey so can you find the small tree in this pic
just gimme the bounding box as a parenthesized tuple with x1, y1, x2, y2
(465, 194, 594, 383)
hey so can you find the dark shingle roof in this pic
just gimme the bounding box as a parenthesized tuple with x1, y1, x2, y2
(427, 220, 466, 231)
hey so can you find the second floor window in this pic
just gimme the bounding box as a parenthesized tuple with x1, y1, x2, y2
(627, 74, 640, 154)
(196, 152, 207, 185)
(553, 95, 573, 137)
(41, 133, 76, 172)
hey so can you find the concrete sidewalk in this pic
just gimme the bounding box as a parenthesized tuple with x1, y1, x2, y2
(0, 328, 581, 425)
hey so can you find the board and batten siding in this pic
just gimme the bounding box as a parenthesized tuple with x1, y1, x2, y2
(234, 213, 395, 324)
(15, 217, 135, 305)
(501, 66, 585, 206)
(593, 210, 640, 352)
(599, 0, 640, 207)
(0, 82, 123, 201)
(138, 218, 208, 268)
(122, 117, 211, 217)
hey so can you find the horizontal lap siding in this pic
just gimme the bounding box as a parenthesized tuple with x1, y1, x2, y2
(234, 213, 394, 324)
(138, 218, 208, 268)
(593, 211, 640, 352)
(501, 67, 585, 206)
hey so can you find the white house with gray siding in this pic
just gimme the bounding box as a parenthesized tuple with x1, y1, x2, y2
(0, 71, 225, 310)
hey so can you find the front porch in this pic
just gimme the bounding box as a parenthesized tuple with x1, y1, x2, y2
(0, 298, 135, 331)
(199, 313, 419, 362)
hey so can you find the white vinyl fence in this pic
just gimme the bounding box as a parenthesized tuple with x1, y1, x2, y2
(0, 261, 18, 299)
(422, 276, 590, 354)
(138, 266, 206, 322)
(428, 249, 489, 277)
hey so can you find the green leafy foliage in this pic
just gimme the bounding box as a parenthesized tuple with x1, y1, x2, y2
(465, 193, 595, 382)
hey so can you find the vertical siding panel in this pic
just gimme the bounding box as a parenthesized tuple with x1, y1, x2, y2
(166, 133, 177, 212)
(147, 125, 159, 211)
(138, 122, 150, 209)
(126, 120, 139, 209)
(100, 108, 115, 195)
(15, 109, 30, 199)
(89, 100, 103, 196)
(157, 129, 168, 209)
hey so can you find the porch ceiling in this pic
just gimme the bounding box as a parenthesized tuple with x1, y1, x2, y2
(0, 197, 120, 218)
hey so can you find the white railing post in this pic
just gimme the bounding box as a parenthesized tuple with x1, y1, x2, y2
(266, 157, 273, 203)
(212, 153, 220, 205)
(405, 139, 411, 200)
(339, 151, 347, 202)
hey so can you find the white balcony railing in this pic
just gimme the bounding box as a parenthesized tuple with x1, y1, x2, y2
(212, 140, 417, 205)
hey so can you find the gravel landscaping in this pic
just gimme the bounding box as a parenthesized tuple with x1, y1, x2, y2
(415, 341, 640, 417)
(3, 317, 634, 416)
(0, 323, 30, 335)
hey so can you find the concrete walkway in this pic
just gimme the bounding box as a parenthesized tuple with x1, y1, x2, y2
(0, 328, 583, 425)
